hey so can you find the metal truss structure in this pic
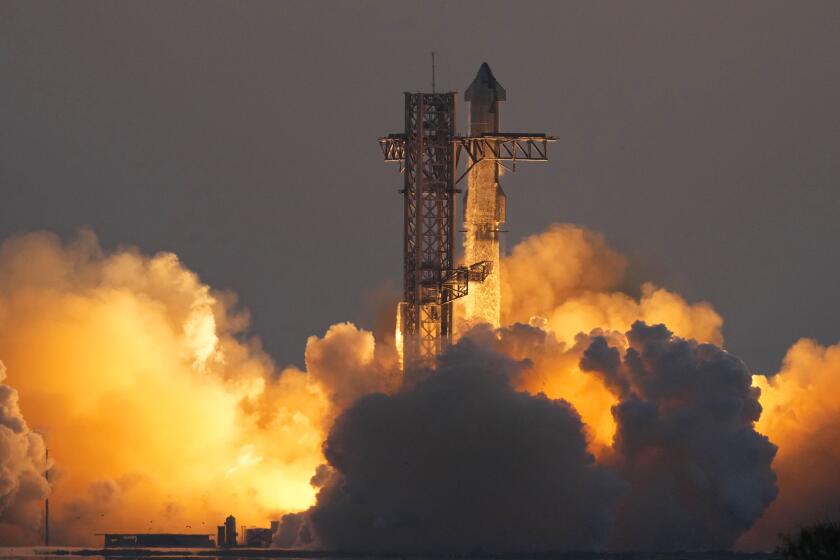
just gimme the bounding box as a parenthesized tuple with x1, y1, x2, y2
(440, 260, 492, 302)
(379, 134, 406, 165)
(381, 93, 496, 369)
(382, 92, 458, 368)
(380, 133, 555, 177)
(453, 133, 555, 182)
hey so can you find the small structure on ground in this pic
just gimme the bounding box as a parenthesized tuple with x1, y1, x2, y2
(99, 533, 213, 548)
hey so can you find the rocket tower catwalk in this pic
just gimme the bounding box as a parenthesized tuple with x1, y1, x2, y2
(380, 63, 554, 370)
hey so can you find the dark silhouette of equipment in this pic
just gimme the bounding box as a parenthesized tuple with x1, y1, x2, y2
(244, 526, 274, 547)
(224, 514, 237, 547)
(44, 447, 49, 546)
(98, 533, 212, 548)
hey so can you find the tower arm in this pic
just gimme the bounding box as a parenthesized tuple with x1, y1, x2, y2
(454, 133, 556, 183)
(379, 134, 407, 163)
(439, 261, 493, 304)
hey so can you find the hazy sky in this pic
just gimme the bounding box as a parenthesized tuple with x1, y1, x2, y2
(2, 1, 839, 373)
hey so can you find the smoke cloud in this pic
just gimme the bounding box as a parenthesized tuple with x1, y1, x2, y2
(304, 322, 400, 411)
(283, 319, 780, 552)
(581, 322, 778, 551)
(0, 230, 392, 544)
(0, 361, 50, 544)
(501, 224, 627, 325)
(2, 222, 839, 551)
(501, 224, 723, 348)
(495, 225, 724, 450)
(285, 225, 792, 552)
(738, 338, 840, 548)
(305, 338, 624, 553)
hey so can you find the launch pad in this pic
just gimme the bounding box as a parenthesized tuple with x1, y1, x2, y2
(380, 63, 554, 369)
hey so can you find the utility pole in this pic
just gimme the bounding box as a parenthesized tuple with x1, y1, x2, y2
(44, 447, 49, 546)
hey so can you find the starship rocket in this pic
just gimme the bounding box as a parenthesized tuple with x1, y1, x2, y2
(461, 63, 507, 329)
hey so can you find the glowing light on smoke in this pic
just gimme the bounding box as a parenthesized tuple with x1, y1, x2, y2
(1, 222, 837, 551)
(183, 299, 221, 373)
(517, 358, 620, 450)
(738, 338, 840, 547)
(225, 445, 264, 478)
(497, 225, 724, 450)
(0, 231, 332, 544)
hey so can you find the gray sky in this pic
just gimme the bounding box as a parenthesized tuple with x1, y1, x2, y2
(2, 1, 839, 373)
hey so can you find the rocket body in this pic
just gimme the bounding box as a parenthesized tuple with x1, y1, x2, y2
(460, 63, 506, 330)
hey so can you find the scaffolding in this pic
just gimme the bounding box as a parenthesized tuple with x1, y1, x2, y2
(380, 93, 466, 367)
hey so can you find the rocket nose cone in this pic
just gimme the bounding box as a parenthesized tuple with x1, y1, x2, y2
(465, 62, 506, 102)
(471, 63, 497, 90)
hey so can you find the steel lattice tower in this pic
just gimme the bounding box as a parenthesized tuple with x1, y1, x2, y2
(382, 92, 488, 368)
(382, 93, 461, 368)
(404, 93, 456, 364)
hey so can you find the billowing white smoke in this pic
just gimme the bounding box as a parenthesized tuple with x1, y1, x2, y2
(738, 338, 840, 547)
(304, 323, 400, 410)
(270, 222, 798, 553)
(2, 222, 839, 552)
(274, 321, 777, 552)
(0, 361, 50, 544)
(301, 338, 624, 552)
(0, 230, 388, 545)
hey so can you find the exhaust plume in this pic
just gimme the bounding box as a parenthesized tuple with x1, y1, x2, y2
(738, 338, 840, 547)
(279, 223, 787, 552)
(581, 322, 778, 551)
(501, 224, 627, 325)
(0, 230, 371, 544)
(498, 224, 724, 449)
(501, 225, 723, 347)
(303, 338, 624, 552)
(2, 221, 837, 552)
(304, 323, 400, 411)
(283, 319, 780, 552)
(0, 362, 50, 544)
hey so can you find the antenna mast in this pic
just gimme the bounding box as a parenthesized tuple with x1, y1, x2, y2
(431, 52, 436, 93)
(44, 447, 49, 546)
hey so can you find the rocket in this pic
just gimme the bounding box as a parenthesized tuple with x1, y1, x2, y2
(464, 63, 507, 228)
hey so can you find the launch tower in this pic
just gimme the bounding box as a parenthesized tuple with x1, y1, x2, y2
(380, 64, 554, 370)
(380, 92, 489, 368)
